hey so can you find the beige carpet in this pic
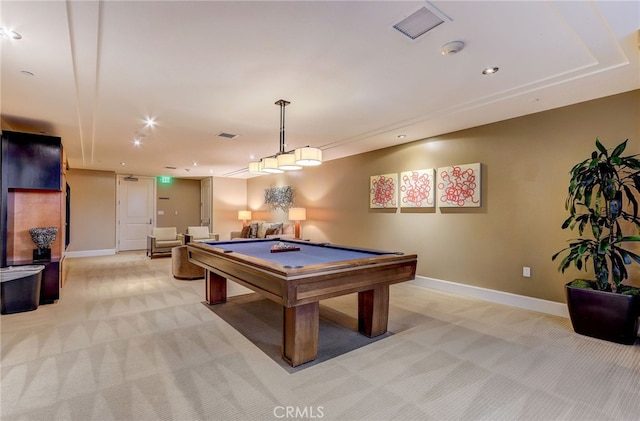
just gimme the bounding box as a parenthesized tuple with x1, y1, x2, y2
(2, 251, 640, 421)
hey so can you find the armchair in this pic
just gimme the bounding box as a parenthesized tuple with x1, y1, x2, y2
(147, 227, 183, 258)
(183, 226, 219, 243)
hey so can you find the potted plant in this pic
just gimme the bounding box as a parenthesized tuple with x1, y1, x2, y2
(552, 138, 640, 344)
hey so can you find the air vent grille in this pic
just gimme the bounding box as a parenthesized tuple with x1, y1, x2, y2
(217, 132, 239, 139)
(393, 6, 444, 40)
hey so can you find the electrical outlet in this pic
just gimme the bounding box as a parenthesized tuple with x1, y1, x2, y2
(523, 267, 531, 277)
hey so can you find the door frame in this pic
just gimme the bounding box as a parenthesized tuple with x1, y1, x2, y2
(201, 177, 213, 230)
(115, 175, 156, 252)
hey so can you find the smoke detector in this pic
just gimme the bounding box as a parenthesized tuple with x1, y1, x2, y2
(440, 41, 465, 56)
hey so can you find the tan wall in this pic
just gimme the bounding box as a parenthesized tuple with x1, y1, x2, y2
(247, 90, 640, 303)
(156, 178, 201, 232)
(65, 169, 117, 252)
(66, 172, 246, 250)
(212, 177, 247, 240)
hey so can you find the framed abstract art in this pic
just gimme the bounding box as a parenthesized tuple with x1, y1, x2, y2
(436, 163, 481, 207)
(370, 173, 398, 208)
(400, 169, 435, 208)
(264, 186, 294, 211)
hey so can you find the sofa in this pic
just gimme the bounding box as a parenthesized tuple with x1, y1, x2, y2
(230, 221, 295, 240)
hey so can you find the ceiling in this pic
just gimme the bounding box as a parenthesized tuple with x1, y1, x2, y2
(1, 1, 639, 179)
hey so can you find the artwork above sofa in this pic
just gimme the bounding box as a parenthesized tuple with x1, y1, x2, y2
(230, 221, 295, 240)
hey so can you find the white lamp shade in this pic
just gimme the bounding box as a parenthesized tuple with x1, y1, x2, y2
(295, 147, 322, 166)
(261, 157, 284, 173)
(238, 210, 252, 220)
(277, 153, 302, 170)
(288, 207, 306, 221)
(248, 161, 265, 173)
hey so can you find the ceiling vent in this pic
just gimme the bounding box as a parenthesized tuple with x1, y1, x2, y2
(393, 5, 445, 40)
(217, 132, 239, 139)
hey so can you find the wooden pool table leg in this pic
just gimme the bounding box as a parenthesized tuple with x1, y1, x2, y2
(205, 270, 227, 305)
(358, 285, 389, 337)
(282, 302, 319, 367)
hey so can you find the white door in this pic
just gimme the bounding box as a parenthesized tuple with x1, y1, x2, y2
(117, 175, 155, 251)
(201, 177, 212, 230)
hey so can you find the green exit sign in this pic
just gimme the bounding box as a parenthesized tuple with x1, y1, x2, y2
(159, 176, 172, 184)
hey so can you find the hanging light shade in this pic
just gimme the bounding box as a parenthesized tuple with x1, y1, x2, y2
(277, 153, 302, 170)
(295, 147, 323, 166)
(261, 157, 283, 173)
(248, 100, 322, 175)
(249, 161, 265, 173)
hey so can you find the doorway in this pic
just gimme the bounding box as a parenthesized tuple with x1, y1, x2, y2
(201, 177, 212, 230)
(117, 175, 156, 251)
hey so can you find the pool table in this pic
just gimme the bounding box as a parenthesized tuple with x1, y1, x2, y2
(187, 238, 417, 367)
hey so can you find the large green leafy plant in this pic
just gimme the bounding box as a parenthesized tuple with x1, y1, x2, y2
(553, 138, 640, 294)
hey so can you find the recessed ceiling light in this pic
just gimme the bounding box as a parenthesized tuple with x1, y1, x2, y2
(120, 162, 126, 166)
(133, 139, 141, 147)
(20, 70, 34, 76)
(482, 67, 499, 75)
(144, 117, 156, 127)
(397, 134, 407, 139)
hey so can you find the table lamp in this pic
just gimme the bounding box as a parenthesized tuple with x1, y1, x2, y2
(288, 207, 306, 239)
(238, 210, 252, 227)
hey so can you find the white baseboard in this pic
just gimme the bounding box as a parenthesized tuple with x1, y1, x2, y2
(410, 275, 569, 318)
(65, 249, 116, 258)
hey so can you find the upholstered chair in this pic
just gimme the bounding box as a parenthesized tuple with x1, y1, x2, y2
(184, 226, 219, 243)
(147, 227, 183, 258)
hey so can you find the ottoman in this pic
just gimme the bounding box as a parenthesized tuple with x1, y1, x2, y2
(171, 246, 204, 280)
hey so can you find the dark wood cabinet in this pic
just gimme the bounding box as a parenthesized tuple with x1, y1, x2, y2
(39, 260, 60, 304)
(1, 131, 65, 304)
(2, 131, 62, 190)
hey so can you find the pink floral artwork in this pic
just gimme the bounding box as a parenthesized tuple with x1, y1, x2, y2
(400, 169, 435, 208)
(370, 173, 398, 208)
(436, 163, 481, 207)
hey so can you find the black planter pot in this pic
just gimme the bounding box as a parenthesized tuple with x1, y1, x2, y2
(565, 282, 640, 345)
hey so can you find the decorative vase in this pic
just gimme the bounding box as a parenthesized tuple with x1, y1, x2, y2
(565, 282, 640, 345)
(29, 227, 58, 262)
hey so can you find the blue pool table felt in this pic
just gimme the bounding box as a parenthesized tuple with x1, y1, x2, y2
(206, 239, 392, 268)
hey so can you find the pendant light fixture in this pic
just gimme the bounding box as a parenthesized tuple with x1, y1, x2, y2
(249, 99, 322, 174)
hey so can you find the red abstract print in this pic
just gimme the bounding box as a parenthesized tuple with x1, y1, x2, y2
(438, 165, 480, 207)
(400, 170, 434, 207)
(371, 174, 397, 207)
